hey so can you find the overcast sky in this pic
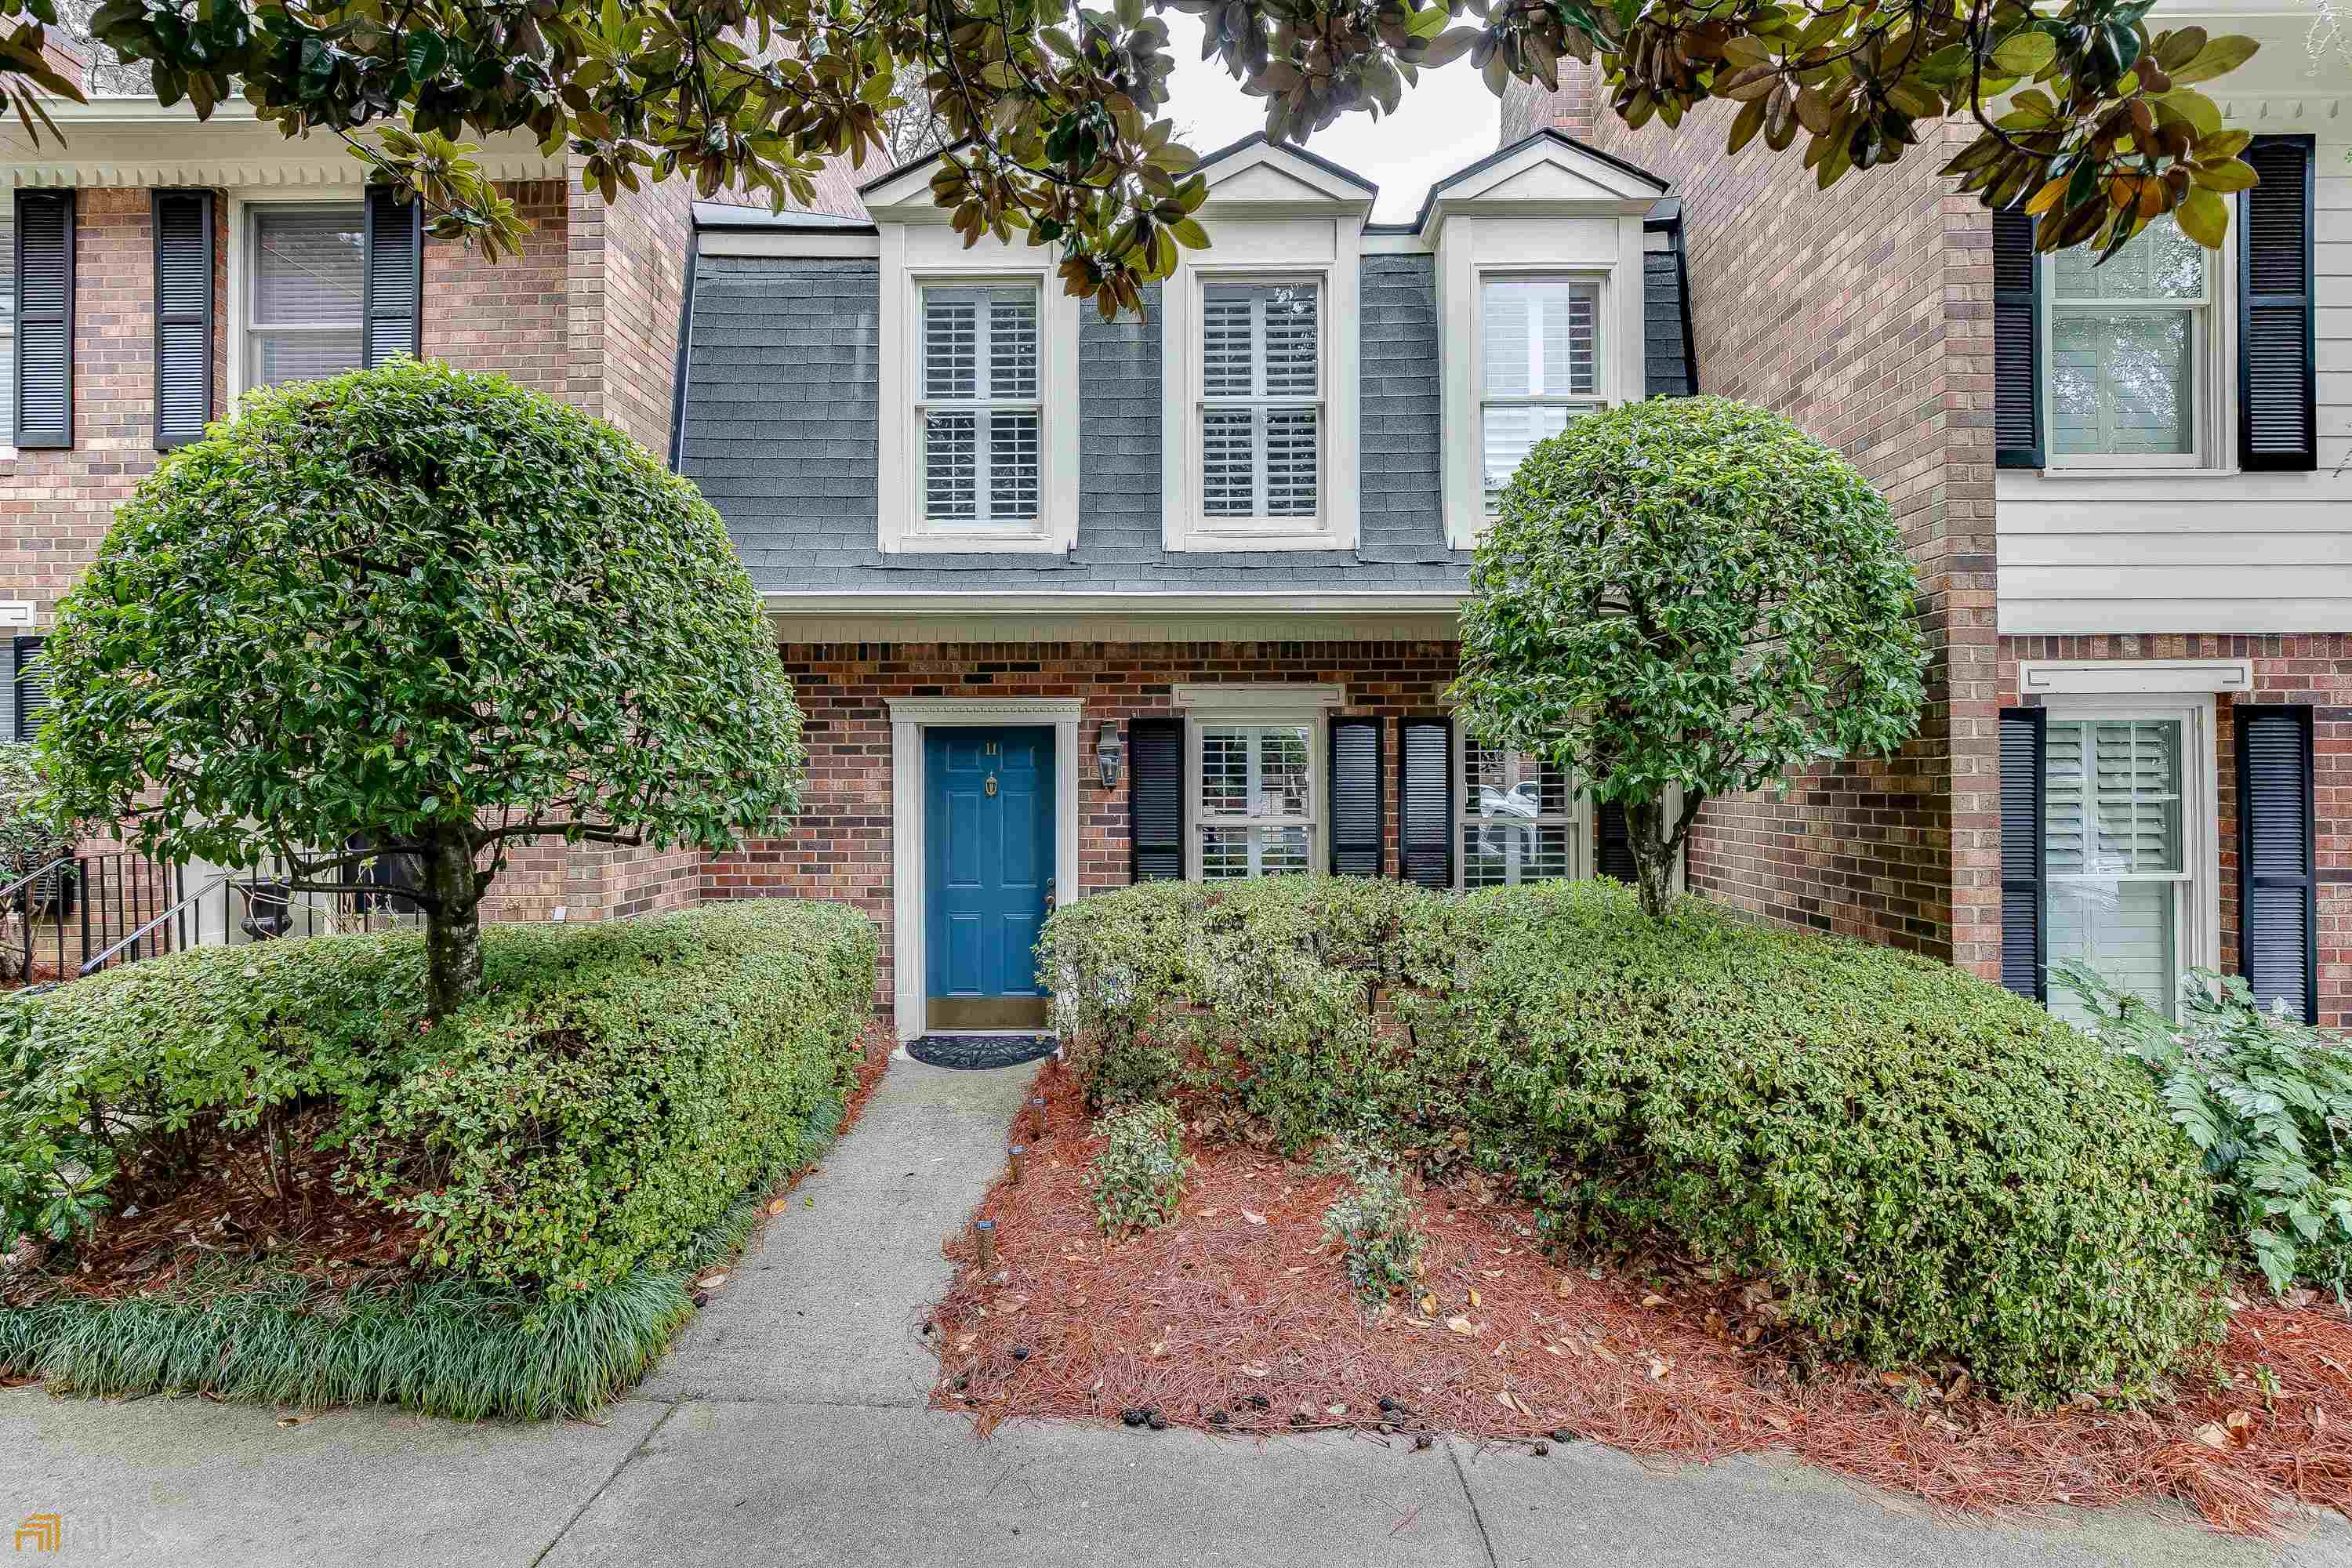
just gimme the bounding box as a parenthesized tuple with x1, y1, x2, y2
(1160, 14, 1503, 222)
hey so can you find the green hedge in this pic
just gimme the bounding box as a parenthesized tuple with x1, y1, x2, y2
(1043, 877, 2223, 1401)
(2, 900, 876, 1292)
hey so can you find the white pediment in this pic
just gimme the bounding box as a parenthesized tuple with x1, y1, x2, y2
(1196, 136, 1376, 210)
(1433, 132, 1666, 208)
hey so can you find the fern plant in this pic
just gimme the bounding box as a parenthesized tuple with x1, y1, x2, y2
(2060, 963, 2352, 1296)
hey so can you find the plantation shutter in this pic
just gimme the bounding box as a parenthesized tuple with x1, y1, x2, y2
(361, 187, 423, 368)
(1200, 281, 1320, 518)
(920, 285, 1041, 523)
(1998, 707, 2047, 1002)
(2236, 704, 2318, 1024)
(152, 190, 214, 450)
(13, 191, 72, 450)
(2238, 136, 2317, 472)
(12, 635, 48, 743)
(1992, 208, 2042, 470)
(1328, 717, 1383, 877)
(1128, 716, 1185, 882)
(1396, 718, 1452, 889)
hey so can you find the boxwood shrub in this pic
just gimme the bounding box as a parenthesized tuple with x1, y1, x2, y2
(2, 899, 877, 1293)
(1043, 877, 2223, 1401)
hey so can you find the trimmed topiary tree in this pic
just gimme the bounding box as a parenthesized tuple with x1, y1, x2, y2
(36, 359, 804, 1017)
(1452, 396, 1927, 919)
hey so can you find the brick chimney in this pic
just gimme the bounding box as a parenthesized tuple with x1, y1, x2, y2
(1498, 61, 1600, 144)
(38, 30, 86, 94)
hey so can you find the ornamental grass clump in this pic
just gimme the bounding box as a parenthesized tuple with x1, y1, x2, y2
(1321, 1145, 1426, 1310)
(1089, 1102, 1186, 1236)
(1042, 876, 2226, 1402)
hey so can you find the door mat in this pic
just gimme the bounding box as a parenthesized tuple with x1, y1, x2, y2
(906, 1034, 1058, 1070)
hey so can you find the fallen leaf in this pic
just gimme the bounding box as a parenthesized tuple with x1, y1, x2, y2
(1490, 1341, 1508, 1359)
(1468, 1289, 1482, 1308)
(1641, 1294, 1669, 1308)
(1446, 1316, 1478, 1337)
(767, 1200, 788, 1216)
(276, 1414, 314, 1428)
(1326, 1403, 1348, 1417)
(1286, 1266, 1308, 1275)
(2196, 1422, 2233, 1451)
(1242, 1210, 1267, 1225)
(695, 1272, 729, 1290)
(1648, 1357, 1671, 1380)
(1419, 1293, 1439, 1316)
(1552, 1276, 1573, 1300)
(1239, 1363, 1269, 1378)
(1151, 1340, 1168, 1358)
(1762, 1412, 1791, 1433)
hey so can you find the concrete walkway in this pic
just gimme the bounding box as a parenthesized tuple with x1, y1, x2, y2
(5, 1056, 2349, 1566)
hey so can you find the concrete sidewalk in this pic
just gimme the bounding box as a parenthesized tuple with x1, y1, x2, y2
(5, 1057, 2347, 1566)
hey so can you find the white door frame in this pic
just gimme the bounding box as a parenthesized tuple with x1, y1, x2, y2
(886, 697, 1084, 1041)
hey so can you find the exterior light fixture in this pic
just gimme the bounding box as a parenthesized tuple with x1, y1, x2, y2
(1095, 720, 1124, 788)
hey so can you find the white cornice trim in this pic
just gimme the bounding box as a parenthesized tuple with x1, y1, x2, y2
(2019, 659, 2254, 696)
(760, 590, 1463, 615)
(699, 229, 880, 258)
(1172, 682, 1346, 711)
(0, 110, 562, 187)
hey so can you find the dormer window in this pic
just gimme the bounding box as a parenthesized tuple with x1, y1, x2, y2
(920, 282, 1042, 527)
(1479, 275, 1602, 506)
(1200, 280, 1323, 524)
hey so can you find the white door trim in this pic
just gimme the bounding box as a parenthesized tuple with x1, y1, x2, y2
(885, 697, 1084, 1041)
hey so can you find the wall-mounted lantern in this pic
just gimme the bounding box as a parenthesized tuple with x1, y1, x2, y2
(1095, 720, 1125, 788)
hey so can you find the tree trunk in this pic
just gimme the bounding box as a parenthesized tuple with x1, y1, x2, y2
(1626, 799, 1676, 922)
(419, 824, 484, 1018)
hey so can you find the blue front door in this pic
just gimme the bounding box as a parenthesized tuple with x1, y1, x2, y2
(924, 727, 1053, 1027)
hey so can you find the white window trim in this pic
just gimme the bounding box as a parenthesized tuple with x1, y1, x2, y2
(1473, 269, 1610, 519)
(226, 187, 367, 401)
(1161, 260, 1361, 553)
(884, 696, 1083, 1042)
(2037, 692, 2221, 1011)
(877, 243, 1079, 554)
(2037, 220, 2237, 475)
(1175, 684, 1342, 880)
(2019, 659, 2252, 697)
(1439, 216, 1646, 548)
(909, 278, 1044, 532)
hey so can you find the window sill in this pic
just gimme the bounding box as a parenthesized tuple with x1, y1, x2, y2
(2024, 465, 2242, 481)
(889, 528, 1066, 555)
(1176, 524, 1347, 554)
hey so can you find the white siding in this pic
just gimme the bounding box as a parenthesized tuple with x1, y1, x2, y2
(1998, 102, 2350, 636)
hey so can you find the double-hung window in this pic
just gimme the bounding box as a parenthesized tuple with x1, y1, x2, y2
(247, 204, 366, 389)
(1194, 722, 1316, 880)
(2043, 713, 2194, 1021)
(1460, 741, 1580, 888)
(1199, 279, 1322, 525)
(2045, 214, 2210, 466)
(1480, 276, 1600, 505)
(917, 282, 1041, 530)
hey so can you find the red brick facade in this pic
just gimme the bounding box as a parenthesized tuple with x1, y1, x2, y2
(1505, 76, 1999, 973)
(706, 641, 1465, 1008)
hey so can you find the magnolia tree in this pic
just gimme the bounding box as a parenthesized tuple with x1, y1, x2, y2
(1451, 397, 1926, 920)
(34, 360, 805, 1017)
(0, 2, 2273, 296)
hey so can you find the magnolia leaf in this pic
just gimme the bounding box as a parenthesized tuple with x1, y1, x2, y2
(2176, 185, 2228, 248)
(2169, 34, 2261, 85)
(1991, 31, 2055, 76)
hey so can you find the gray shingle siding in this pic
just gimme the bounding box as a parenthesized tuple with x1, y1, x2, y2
(1643, 250, 1695, 399)
(678, 255, 1477, 596)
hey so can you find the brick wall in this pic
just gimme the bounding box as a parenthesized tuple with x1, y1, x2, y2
(1998, 633, 2352, 1028)
(1504, 72, 1998, 972)
(0, 171, 706, 926)
(706, 640, 1463, 1014)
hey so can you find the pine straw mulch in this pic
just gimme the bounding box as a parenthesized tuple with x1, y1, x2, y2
(4, 1016, 901, 1311)
(927, 1062, 2352, 1538)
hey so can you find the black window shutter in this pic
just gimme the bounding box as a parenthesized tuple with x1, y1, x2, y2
(14, 191, 73, 449)
(1128, 717, 1185, 882)
(1594, 802, 1637, 883)
(2236, 704, 2318, 1024)
(152, 189, 214, 450)
(1999, 707, 2047, 1002)
(2239, 136, 2317, 473)
(1396, 718, 1453, 890)
(12, 635, 49, 744)
(1992, 208, 2042, 470)
(361, 187, 423, 367)
(1329, 717, 1384, 877)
